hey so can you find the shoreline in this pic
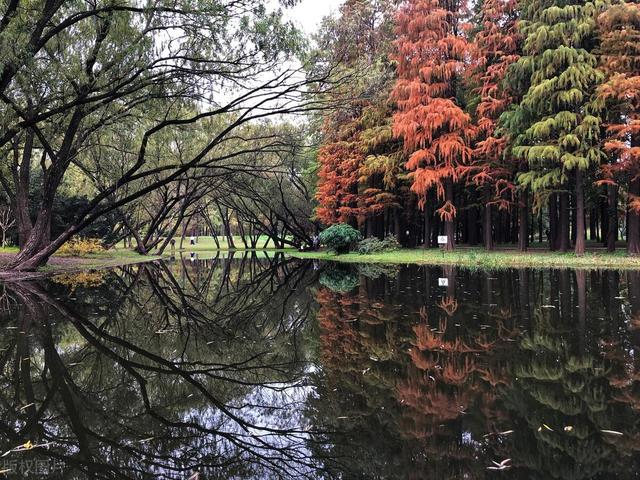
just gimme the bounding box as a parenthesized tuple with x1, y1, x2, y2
(4, 245, 640, 280)
(288, 248, 640, 270)
(0, 252, 162, 281)
(0, 247, 288, 281)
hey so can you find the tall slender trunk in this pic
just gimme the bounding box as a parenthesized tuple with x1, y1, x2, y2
(549, 194, 558, 251)
(559, 190, 570, 252)
(423, 200, 431, 249)
(628, 177, 640, 255)
(601, 192, 609, 247)
(444, 178, 455, 251)
(483, 190, 493, 250)
(467, 190, 478, 246)
(518, 189, 528, 252)
(589, 208, 597, 241)
(607, 184, 618, 252)
(575, 170, 586, 256)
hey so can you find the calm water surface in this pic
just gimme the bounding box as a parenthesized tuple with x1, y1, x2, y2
(0, 254, 639, 479)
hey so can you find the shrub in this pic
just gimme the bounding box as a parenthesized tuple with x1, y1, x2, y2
(57, 237, 105, 257)
(319, 265, 359, 292)
(356, 263, 401, 279)
(356, 235, 400, 255)
(319, 224, 362, 254)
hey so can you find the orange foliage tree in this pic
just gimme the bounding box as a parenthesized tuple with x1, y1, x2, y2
(316, 0, 402, 234)
(391, 0, 476, 251)
(316, 125, 365, 225)
(469, 0, 521, 250)
(597, 1, 640, 254)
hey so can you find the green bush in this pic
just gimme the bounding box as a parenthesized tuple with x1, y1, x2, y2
(356, 235, 400, 255)
(319, 224, 362, 254)
(319, 266, 359, 292)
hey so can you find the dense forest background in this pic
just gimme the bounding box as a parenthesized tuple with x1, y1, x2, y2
(315, 0, 640, 254)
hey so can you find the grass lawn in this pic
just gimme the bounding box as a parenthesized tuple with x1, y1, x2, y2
(289, 247, 640, 270)
(113, 235, 281, 252)
(173, 235, 279, 251)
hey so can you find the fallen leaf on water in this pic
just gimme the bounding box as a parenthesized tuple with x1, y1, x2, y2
(564, 426, 573, 432)
(601, 430, 623, 436)
(19, 403, 35, 411)
(487, 458, 511, 470)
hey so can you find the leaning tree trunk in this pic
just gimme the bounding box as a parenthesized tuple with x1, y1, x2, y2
(7, 206, 53, 270)
(628, 177, 640, 255)
(575, 169, 586, 256)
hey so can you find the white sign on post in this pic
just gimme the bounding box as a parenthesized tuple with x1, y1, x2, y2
(438, 278, 449, 287)
(438, 235, 448, 245)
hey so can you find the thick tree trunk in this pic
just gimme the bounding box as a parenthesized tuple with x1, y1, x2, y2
(518, 189, 528, 252)
(8, 206, 53, 268)
(607, 184, 618, 252)
(559, 191, 570, 252)
(13, 132, 34, 249)
(575, 170, 586, 256)
(628, 177, 640, 255)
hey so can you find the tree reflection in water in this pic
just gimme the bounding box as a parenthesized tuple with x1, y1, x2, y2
(1, 258, 640, 478)
(0, 252, 329, 479)
(309, 265, 640, 479)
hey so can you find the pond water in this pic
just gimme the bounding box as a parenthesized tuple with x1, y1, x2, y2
(0, 254, 639, 479)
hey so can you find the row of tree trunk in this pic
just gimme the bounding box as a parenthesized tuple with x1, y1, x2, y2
(354, 182, 640, 255)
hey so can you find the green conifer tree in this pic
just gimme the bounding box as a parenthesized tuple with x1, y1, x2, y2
(503, 0, 605, 255)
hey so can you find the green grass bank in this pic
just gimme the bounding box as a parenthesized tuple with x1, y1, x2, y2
(289, 247, 640, 270)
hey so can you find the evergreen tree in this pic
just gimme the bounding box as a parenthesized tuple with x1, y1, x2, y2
(502, 0, 605, 255)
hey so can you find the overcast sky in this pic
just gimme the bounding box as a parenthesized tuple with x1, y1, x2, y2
(286, 0, 345, 34)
